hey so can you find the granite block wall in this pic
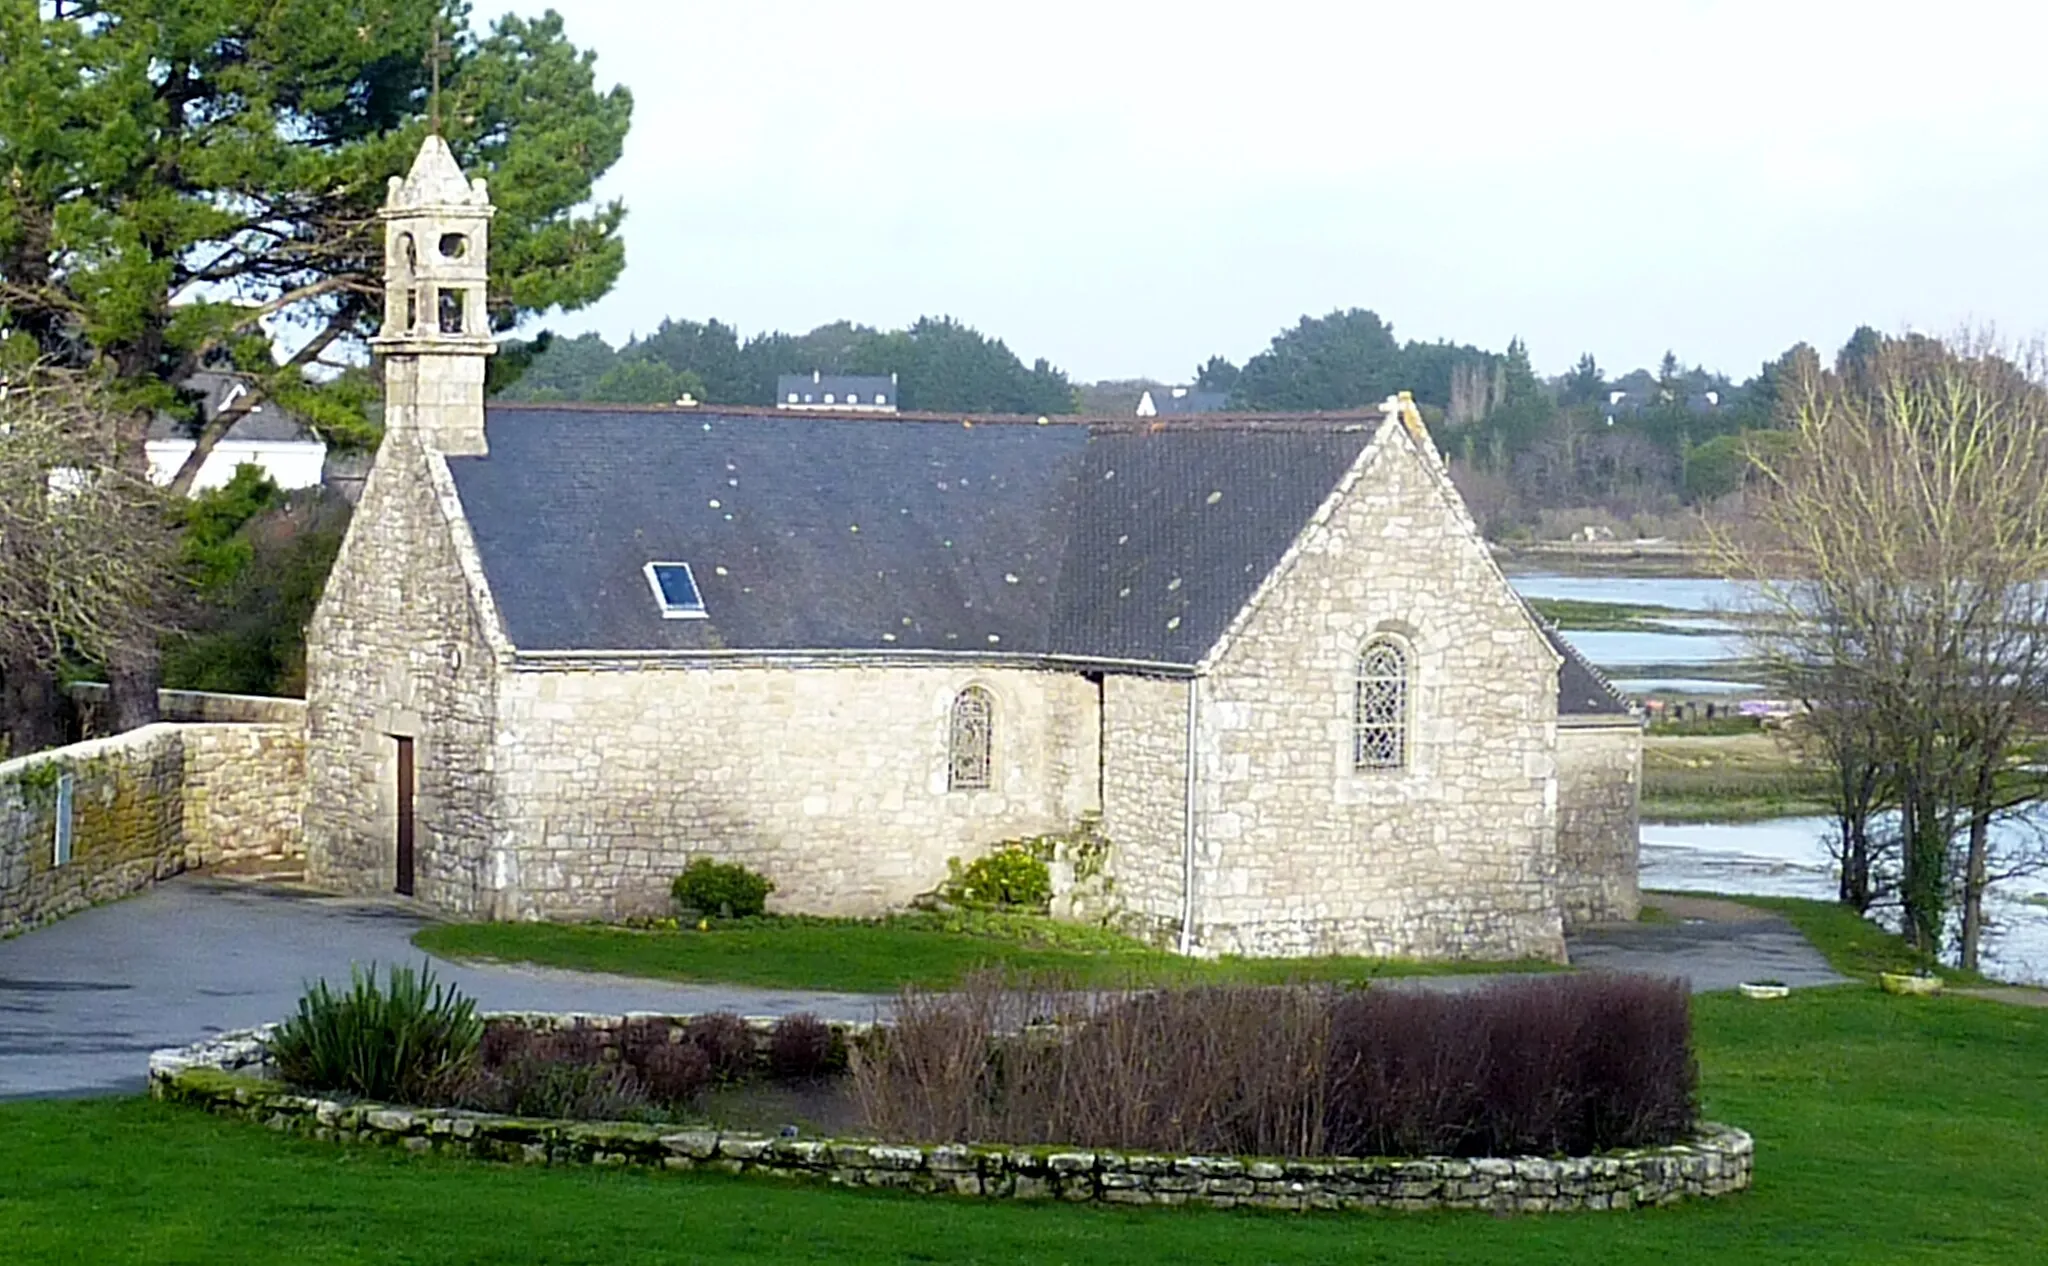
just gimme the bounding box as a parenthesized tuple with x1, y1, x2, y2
(1190, 428, 1567, 961)
(0, 722, 304, 937)
(1555, 720, 1643, 927)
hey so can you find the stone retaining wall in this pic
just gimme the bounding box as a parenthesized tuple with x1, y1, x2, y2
(149, 1021, 1752, 1215)
(1, 722, 305, 937)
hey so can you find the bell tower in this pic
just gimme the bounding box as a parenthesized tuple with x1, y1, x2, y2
(373, 135, 496, 456)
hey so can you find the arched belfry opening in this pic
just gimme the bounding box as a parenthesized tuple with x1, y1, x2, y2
(370, 134, 496, 456)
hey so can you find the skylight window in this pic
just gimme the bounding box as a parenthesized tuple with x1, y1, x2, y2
(644, 562, 708, 619)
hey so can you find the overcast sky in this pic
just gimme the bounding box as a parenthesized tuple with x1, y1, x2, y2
(492, 1, 2048, 384)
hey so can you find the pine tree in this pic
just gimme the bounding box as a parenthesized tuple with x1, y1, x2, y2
(0, 1, 632, 737)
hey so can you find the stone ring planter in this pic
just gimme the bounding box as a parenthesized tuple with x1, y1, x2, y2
(1879, 972, 1945, 997)
(148, 1015, 1754, 1215)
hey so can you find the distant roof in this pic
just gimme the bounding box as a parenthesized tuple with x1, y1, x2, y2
(446, 405, 1596, 713)
(146, 371, 319, 445)
(775, 372, 896, 405)
(1137, 387, 1231, 417)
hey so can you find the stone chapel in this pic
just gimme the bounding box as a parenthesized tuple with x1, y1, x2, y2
(302, 137, 1642, 961)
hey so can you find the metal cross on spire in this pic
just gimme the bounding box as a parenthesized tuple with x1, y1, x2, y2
(427, 22, 447, 136)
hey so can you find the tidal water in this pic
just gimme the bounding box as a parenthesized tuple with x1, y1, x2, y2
(1508, 572, 1751, 672)
(1507, 572, 2048, 986)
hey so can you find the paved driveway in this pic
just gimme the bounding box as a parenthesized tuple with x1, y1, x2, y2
(0, 877, 881, 1100)
(1, 879, 1846, 1100)
(1567, 894, 1847, 992)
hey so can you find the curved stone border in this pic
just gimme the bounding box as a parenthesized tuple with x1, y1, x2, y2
(149, 1018, 1752, 1214)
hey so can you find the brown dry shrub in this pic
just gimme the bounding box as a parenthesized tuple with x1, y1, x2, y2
(854, 971, 1696, 1159)
(684, 1012, 756, 1081)
(633, 1040, 713, 1105)
(768, 1013, 839, 1081)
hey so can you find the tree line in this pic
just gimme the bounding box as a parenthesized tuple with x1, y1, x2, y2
(1188, 308, 1879, 537)
(495, 316, 1076, 416)
(509, 303, 1881, 538)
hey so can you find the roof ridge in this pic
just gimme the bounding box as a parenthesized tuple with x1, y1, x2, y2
(484, 400, 1386, 430)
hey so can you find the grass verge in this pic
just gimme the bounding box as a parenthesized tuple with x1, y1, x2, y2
(1643, 731, 1832, 823)
(7, 988, 2046, 1263)
(1526, 596, 1686, 631)
(411, 912, 1560, 994)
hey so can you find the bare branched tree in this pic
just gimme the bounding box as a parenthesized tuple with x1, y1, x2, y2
(0, 365, 180, 756)
(1714, 334, 2048, 969)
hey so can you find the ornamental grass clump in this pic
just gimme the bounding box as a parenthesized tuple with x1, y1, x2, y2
(268, 961, 482, 1103)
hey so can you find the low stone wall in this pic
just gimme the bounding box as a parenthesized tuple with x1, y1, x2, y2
(67, 683, 308, 730)
(149, 1022, 1752, 1215)
(0, 721, 305, 937)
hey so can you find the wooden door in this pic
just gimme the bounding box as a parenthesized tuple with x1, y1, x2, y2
(395, 735, 416, 897)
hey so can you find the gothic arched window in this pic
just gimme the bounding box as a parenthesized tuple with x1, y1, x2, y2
(949, 686, 994, 790)
(1354, 636, 1411, 771)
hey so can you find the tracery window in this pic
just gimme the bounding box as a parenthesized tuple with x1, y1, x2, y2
(1354, 636, 1410, 771)
(949, 686, 994, 790)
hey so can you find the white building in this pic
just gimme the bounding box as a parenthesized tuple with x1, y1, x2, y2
(146, 371, 326, 491)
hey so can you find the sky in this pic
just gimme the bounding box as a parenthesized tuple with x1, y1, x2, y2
(491, 0, 2048, 385)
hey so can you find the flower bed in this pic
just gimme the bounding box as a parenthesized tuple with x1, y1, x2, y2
(149, 1012, 1753, 1214)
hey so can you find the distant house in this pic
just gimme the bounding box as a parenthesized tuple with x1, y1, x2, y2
(1136, 386, 1229, 418)
(1601, 372, 1722, 425)
(776, 370, 898, 413)
(146, 371, 326, 491)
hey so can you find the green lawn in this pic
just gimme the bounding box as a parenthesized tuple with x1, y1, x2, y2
(412, 912, 1559, 993)
(6, 987, 2046, 1263)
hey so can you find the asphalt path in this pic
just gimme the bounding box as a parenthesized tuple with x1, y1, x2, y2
(1, 877, 1845, 1099)
(0, 877, 880, 1100)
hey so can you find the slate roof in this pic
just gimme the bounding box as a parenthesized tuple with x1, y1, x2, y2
(445, 405, 1616, 713)
(1138, 387, 1231, 416)
(776, 373, 896, 406)
(1543, 623, 1633, 717)
(147, 371, 319, 444)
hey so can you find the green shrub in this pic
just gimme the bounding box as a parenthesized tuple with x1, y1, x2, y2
(671, 859, 775, 919)
(268, 961, 483, 1103)
(944, 846, 1052, 911)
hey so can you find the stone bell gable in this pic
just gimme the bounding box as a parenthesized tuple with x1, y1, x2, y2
(298, 136, 1639, 957)
(303, 137, 506, 910)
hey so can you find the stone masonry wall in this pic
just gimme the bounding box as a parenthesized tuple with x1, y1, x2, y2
(486, 663, 1098, 920)
(152, 1025, 1753, 1215)
(183, 725, 307, 871)
(68, 684, 307, 731)
(1556, 720, 1643, 928)
(1100, 674, 1190, 946)
(1192, 425, 1566, 961)
(1, 722, 304, 937)
(303, 424, 500, 914)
